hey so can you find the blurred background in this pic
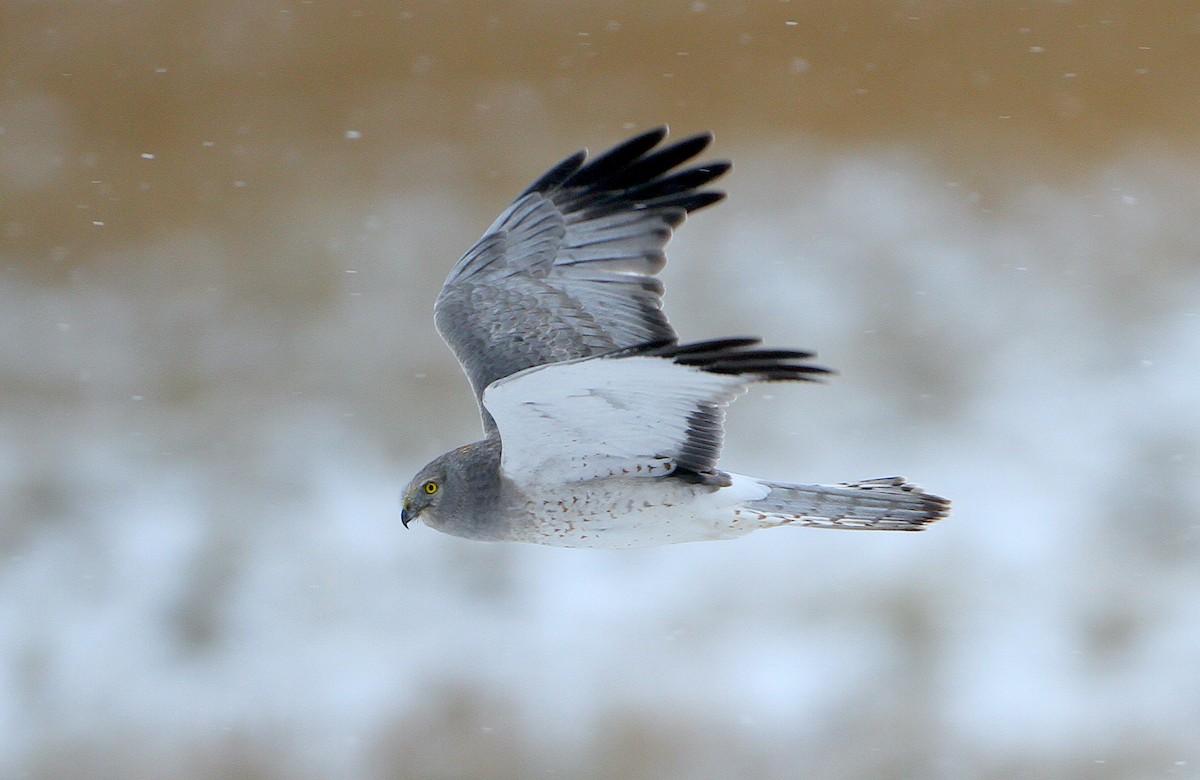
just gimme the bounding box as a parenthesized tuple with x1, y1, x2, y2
(3, 2, 1199, 778)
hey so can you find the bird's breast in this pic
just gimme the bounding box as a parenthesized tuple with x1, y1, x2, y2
(509, 477, 748, 549)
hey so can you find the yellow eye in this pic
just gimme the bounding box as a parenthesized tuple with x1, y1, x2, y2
(423, 481, 438, 495)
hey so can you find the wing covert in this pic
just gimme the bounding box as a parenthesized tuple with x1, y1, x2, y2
(434, 128, 730, 431)
(481, 339, 830, 488)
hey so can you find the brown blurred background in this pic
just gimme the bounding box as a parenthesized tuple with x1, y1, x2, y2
(3, 2, 1199, 779)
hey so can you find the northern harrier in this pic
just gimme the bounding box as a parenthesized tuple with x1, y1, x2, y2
(401, 128, 949, 547)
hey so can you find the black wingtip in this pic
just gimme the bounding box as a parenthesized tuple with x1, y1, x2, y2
(531, 127, 729, 214)
(521, 149, 588, 196)
(566, 127, 671, 189)
(635, 337, 834, 382)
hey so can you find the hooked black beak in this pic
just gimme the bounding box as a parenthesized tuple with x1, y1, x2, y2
(401, 505, 412, 528)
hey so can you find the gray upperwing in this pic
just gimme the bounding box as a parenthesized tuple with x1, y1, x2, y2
(433, 127, 730, 432)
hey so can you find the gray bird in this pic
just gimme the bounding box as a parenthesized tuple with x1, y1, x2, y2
(402, 128, 949, 547)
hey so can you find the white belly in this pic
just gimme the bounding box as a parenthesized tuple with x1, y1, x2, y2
(510, 474, 771, 549)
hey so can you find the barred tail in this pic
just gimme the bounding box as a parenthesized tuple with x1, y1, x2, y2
(740, 477, 950, 531)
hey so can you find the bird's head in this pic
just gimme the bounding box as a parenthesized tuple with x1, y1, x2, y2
(402, 445, 480, 528)
(401, 457, 451, 528)
(402, 441, 501, 536)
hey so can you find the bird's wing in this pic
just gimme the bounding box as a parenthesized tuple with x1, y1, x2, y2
(481, 339, 830, 488)
(434, 128, 729, 432)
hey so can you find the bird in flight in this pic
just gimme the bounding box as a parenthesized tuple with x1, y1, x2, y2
(402, 128, 949, 547)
